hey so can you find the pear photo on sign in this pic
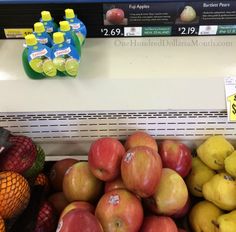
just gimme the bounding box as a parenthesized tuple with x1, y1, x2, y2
(176, 5, 198, 24)
(180, 6, 196, 22)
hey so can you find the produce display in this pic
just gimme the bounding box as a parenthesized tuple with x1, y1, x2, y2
(0, 128, 236, 232)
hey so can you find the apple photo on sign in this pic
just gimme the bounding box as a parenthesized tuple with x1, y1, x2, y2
(176, 5, 199, 24)
(104, 7, 128, 25)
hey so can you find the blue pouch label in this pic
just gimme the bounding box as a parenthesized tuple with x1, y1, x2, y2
(66, 17, 87, 44)
(29, 47, 48, 60)
(28, 44, 51, 62)
(52, 43, 80, 77)
(58, 29, 75, 47)
(27, 44, 56, 77)
(54, 46, 72, 57)
(34, 32, 53, 47)
(40, 19, 57, 33)
(38, 37, 48, 44)
(70, 22, 81, 30)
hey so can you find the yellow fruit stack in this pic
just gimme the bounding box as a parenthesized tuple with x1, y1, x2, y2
(187, 135, 236, 232)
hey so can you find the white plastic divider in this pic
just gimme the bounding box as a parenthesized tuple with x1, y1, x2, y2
(1, 110, 236, 160)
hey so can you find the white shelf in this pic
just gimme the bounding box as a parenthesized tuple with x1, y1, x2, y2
(0, 36, 236, 113)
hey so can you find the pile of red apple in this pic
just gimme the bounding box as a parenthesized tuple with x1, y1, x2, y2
(47, 131, 192, 232)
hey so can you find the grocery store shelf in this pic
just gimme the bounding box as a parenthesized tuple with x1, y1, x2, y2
(0, 36, 236, 113)
(0, 0, 163, 3)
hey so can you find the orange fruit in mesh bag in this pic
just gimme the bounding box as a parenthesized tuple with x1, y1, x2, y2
(35, 173, 48, 186)
(0, 216, 5, 232)
(0, 171, 30, 219)
(34, 173, 50, 193)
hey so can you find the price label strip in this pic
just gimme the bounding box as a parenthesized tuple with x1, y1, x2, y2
(225, 77, 236, 122)
(4, 28, 33, 38)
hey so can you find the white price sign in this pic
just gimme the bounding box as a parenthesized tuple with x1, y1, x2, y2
(225, 77, 236, 122)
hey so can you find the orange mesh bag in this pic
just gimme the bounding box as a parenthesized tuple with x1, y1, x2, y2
(34, 173, 50, 194)
(0, 216, 5, 232)
(0, 171, 30, 219)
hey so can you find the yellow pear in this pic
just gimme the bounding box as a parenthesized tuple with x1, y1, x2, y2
(202, 173, 236, 210)
(225, 151, 236, 177)
(217, 210, 236, 232)
(197, 136, 234, 170)
(186, 157, 216, 197)
(189, 200, 223, 232)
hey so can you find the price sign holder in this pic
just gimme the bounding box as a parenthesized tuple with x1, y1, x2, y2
(1, 1, 236, 39)
(225, 77, 236, 122)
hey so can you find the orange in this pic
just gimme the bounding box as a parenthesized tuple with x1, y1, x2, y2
(34, 173, 50, 193)
(0, 216, 5, 232)
(34, 173, 49, 186)
(0, 171, 30, 219)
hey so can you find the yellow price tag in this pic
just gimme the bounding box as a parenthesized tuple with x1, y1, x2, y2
(4, 28, 33, 38)
(225, 77, 236, 122)
(227, 94, 236, 121)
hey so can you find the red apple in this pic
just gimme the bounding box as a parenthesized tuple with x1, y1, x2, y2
(106, 8, 125, 25)
(60, 201, 95, 219)
(104, 177, 126, 193)
(48, 192, 69, 215)
(49, 158, 78, 191)
(125, 131, 158, 152)
(159, 140, 192, 178)
(150, 168, 188, 215)
(140, 216, 178, 232)
(0, 135, 37, 174)
(172, 196, 191, 219)
(57, 209, 103, 232)
(95, 189, 143, 232)
(121, 146, 162, 198)
(63, 162, 103, 202)
(88, 138, 125, 181)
